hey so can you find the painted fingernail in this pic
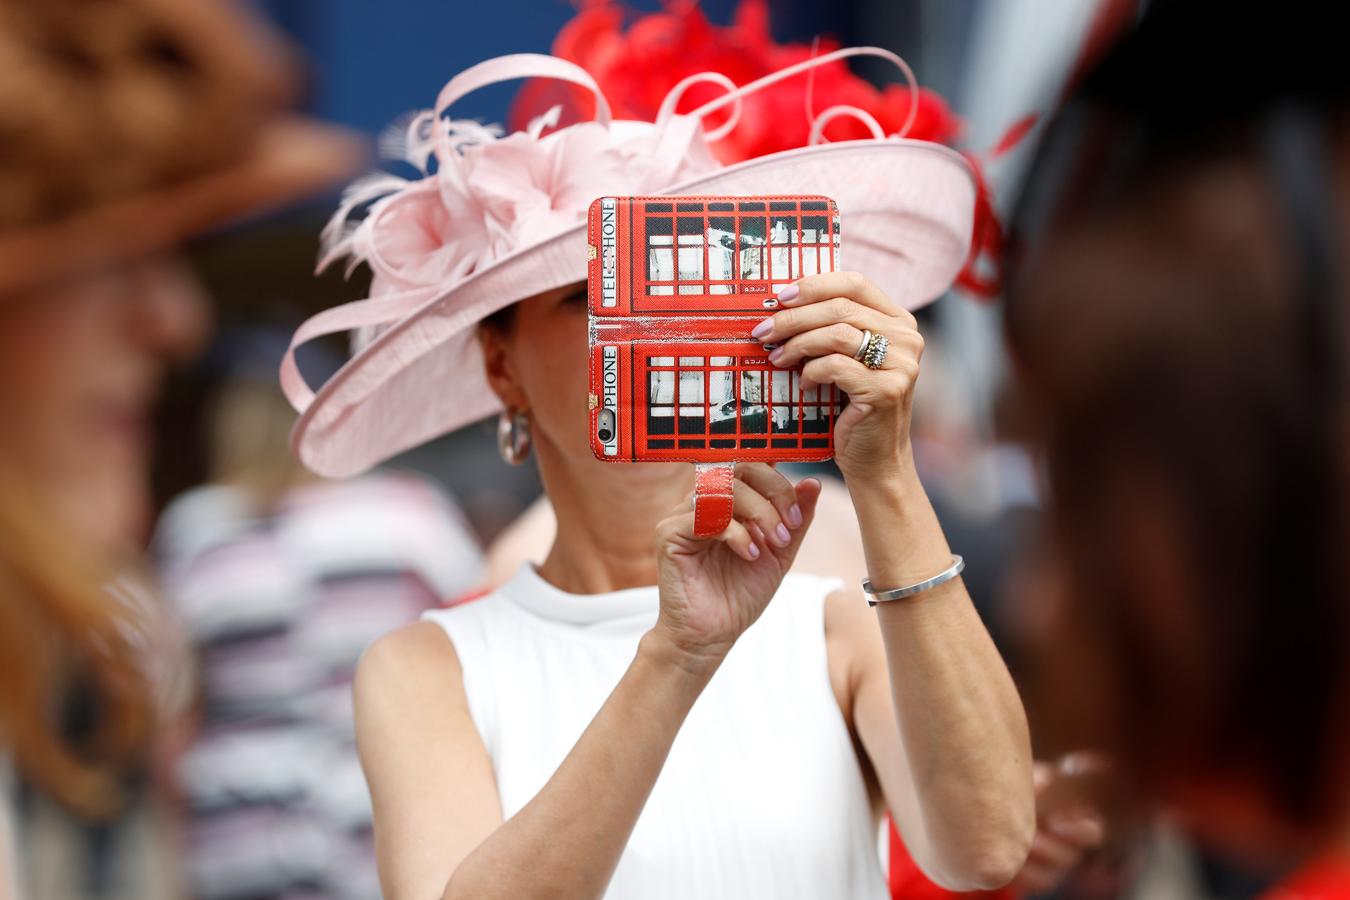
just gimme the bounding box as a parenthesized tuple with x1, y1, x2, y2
(777, 284, 800, 303)
(787, 504, 803, 528)
(774, 523, 791, 545)
(751, 318, 773, 339)
(746, 541, 761, 560)
(767, 346, 784, 364)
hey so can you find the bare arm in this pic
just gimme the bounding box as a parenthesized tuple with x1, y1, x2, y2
(827, 464, 1035, 891)
(452, 633, 715, 899)
(357, 621, 716, 900)
(765, 270, 1036, 890)
(354, 623, 501, 899)
(357, 476, 824, 900)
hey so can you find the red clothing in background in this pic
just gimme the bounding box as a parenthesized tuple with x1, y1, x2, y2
(888, 818, 1014, 900)
(1263, 854, 1350, 899)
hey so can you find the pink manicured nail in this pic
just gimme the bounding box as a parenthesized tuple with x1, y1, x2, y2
(751, 318, 773, 339)
(746, 541, 761, 560)
(777, 284, 800, 303)
(774, 523, 791, 545)
(767, 346, 784, 364)
(787, 504, 803, 528)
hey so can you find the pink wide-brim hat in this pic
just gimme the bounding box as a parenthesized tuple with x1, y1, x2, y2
(283, 48, 975, 478)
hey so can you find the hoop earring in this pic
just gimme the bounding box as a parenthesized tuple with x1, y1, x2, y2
(497, 409, 532, 465)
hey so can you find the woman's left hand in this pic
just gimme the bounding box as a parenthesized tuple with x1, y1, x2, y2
(753, 271, 923, 480)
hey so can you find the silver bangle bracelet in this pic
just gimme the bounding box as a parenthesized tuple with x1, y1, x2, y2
(862, 555, 965, 607)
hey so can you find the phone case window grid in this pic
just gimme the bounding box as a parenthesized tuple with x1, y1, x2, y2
(590, 195, 843, 463)
(640, 347, 839, 453)
(640, 199, 840, 309)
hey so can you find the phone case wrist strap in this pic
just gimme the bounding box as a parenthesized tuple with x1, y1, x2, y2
(693, 462, 736, 538)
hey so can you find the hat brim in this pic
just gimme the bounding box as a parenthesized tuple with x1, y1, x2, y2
(0, 116, 367, 297)
(293, 138, 974, 478)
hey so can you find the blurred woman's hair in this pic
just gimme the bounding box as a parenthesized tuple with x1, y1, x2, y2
(208, 378, 311, 507)
(0, 471, 153, 818)
(200, 327, 327, 508)
(1005, 0, 1350, 838)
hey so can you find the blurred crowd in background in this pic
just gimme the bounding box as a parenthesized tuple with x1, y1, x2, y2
(3, 0, 1349, 899)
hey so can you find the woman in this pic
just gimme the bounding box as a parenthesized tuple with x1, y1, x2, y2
(0, 0, 359, 894)
(286, 45, 1035, 899)
(480, 456, 1107, 898)
(1003, 2, 1350, 895)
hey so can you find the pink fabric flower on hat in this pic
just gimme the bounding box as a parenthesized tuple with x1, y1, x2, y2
(465, 120, 623, 254)
(322, 103, 719, 299)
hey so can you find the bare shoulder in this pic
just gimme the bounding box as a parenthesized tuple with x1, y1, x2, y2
(355, 620, 466, 719)
(794, 475, 868, 583)
(798, 474, 881, 715)
(484, 495, 554, 588)
(353, 620, 492, 800)
(824, 587, 885, 663)
(353, 624, 502, 898)
(823, 587, 885, 723)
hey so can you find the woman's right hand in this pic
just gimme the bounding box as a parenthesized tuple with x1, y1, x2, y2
(650, 463, 821, 673)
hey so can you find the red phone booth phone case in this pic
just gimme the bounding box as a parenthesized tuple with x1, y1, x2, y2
(587, 195, 843, 464)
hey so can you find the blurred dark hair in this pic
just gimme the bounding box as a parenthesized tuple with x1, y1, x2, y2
(477, 280, 587, 335)
(1005, 0, 1350, 834)
(480, 303, 519, 334)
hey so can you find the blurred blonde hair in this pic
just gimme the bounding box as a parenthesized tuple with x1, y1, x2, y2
(208, 379, 311, 508)
(0, 468, 153, 819)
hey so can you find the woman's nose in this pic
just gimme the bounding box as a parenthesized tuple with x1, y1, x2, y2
(126, 256, 213, 362)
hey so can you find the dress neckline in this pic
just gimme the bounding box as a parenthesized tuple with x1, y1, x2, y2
(499, 563, 659, 627)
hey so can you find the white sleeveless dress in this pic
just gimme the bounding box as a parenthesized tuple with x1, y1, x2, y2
(422, 564, 888, 900)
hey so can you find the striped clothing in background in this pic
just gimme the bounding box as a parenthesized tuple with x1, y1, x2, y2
(156, 473, 484, 900)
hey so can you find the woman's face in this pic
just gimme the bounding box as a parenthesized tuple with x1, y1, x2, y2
(0, 257, 209, 552)
(488, 282, 592, 462)
(479, 281, 682, 486)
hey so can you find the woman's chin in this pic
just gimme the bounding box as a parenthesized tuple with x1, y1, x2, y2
(595, 457, 690, 484)
(561, 449, 691, 490)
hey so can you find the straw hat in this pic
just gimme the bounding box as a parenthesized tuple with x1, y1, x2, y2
(283, 48, 976, 478)
(0, 0, 365, 297)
